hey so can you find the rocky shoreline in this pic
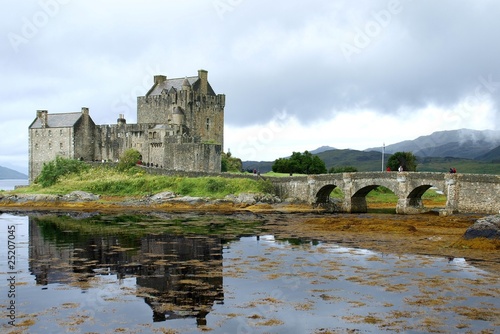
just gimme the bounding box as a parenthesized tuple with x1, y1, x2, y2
(2, 191, 500, 241)
(0, 190, 309, 214)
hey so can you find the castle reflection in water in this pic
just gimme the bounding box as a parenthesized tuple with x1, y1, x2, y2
(28, 217, 224, 326)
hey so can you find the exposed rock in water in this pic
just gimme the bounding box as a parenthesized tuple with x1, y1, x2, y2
(463, 215, 500, 240)
(62, 191, 100, 202)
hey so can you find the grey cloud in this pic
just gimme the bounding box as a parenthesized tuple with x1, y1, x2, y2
(2, 0, 500, 170)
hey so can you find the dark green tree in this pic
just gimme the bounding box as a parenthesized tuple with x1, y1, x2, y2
(272, 157, 292, 174)
(387, 151, 418, 171)
(272, 151, 327, 174)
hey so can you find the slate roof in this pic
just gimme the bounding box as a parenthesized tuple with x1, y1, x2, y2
(29, 112, 82, 129)
(147, 76, 216, 96)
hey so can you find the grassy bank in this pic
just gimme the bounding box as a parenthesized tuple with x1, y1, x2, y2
(13, 165, 273, 199)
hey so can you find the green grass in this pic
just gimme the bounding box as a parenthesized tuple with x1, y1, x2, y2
(14, 165, 274, 199)
(263, 171, 307, 177)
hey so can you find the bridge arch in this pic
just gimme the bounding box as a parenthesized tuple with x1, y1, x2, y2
(316, 184, 339, 203)
(315, 183, 345, 211)
(349, 185, 398, 213)
(398, 184, 447, 214)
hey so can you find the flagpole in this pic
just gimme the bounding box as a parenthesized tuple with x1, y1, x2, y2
(381, 143, 385, 171)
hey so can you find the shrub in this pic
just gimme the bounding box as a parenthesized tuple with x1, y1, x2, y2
(176, 178, 195, 195)
(257, 179, 275, 194)
(221, 152, 243, 172)
(117, 149, 142, 171)
(206, 178, 226, 193)
(36, 156, 90, 187)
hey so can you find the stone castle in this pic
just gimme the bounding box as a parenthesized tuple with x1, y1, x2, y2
(28, 69, 225, 182)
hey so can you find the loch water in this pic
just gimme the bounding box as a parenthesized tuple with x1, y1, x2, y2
(0, 212, 499, 333)
(0, 179, 29, 191)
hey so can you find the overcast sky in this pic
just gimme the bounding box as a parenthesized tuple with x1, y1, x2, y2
(1, 0, 500, 173)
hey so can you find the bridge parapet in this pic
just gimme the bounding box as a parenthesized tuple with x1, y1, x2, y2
(268, 172, 500, 215)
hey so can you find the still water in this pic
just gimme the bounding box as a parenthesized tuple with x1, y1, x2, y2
(0, 212, 499, 333)
(0, 179, 29, 191)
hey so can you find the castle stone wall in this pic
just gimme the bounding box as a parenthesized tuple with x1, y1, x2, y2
(29, 126, 75, 181)
(73, 108, 96, 160)
(163, 143, 222, 172)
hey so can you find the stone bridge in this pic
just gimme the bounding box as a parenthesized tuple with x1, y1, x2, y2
(269, 172, 500, 214)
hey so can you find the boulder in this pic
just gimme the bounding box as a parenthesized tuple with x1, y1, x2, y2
(2, 194, 60, 203)
(225, 193, 255, 205)
(254, 193, 281, 204)
(62, 191, 100, 202)
(150, 191, 176, 203)
(174, 196, 205, 204)
(463, 215, 500, 240)
(224, 193, 281, 205)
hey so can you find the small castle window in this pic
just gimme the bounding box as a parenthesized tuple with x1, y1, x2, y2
(48, 130, 52, 136)
(35, 143, 39, 150)
(48, 143, 52, 150)
(60, 129, 63, 135)
(206, 118, 210, 131)
(60, 143, 63, 150)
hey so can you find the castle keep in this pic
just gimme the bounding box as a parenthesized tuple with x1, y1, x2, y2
(29, 70, 225, 182)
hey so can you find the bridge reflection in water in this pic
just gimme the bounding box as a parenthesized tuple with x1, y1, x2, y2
(28, 217, 224, 325)
(270, 172, 500, 214)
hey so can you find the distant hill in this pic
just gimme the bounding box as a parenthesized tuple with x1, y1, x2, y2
(309, 146, 336, 154)
(243, 149, 386, 173)
(241, 161, 274, 173)
(242, 148, 500, 175)
(0, 165, 28, 179)
(476, 145, 500, 162)
(241, 129, 500, 175)
(366, 129, 500, 159)
(316, 149, 384, 171)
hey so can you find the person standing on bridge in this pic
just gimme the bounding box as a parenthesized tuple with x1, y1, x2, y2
(398, 165, 403, 172)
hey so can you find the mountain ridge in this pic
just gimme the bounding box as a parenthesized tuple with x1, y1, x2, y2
(365, 128, 500, 159)
(242, 128, 500, 174)
(0, 165, 28, 179)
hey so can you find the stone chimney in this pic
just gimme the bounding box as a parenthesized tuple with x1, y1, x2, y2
(117, 113, 126, 125)
(81, 107, 89, 115)
(198, 69, 208, 95)
(154, 75, 167, 85)
(37, 110, 48, 128)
